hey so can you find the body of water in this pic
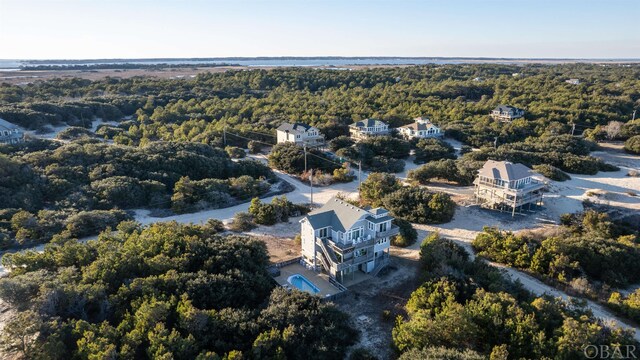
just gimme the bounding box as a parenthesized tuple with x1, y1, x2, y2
(1, 57, 638, 70)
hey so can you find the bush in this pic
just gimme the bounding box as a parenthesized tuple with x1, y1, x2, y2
(225, 146, 246, 159)
(248, 196, 309, 226)
(332, 167, 355, 183)
(391, 218, 418, 247)
(383, 187, 456, 224)
(398, 347, 484, 360)
(247, 140, 262, 154)
(56, 126, 95, 140)
(335, 136, 410, 173)
(414, 138, 456, 164)
(624, 135, 640, 154)
(409, 159, 459, 184)
(329, 136, 355, 152)
(64, 209, 129, 238)
(359, 172, 401, 207)
(532, 164, 570, 181)
(269, 142, 338, 175)
(228, 212, 256, 232)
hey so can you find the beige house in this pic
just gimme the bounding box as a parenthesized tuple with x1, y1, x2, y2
(490, 105, 525, 122)
(276, 122, 324, 147)
(398, 117, 443, 139)
(299, 197, 398, 284)
(349, 119, 389, 141)
(474, 160, 545, 216)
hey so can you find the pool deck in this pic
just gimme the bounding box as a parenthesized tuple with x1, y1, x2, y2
(274, 263, 342, 298)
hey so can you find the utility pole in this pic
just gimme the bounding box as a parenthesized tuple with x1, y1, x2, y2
(493, 136, 498, 149)
(633, 110, 637, 121)
(358, 161, 362, 190)
(571, 123, 576, 136)
(223, 126, 227, 146)
(309, 168, 313, 209)
(303, 145, 308, 173)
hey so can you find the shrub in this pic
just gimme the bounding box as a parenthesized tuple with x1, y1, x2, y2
(247, 140, 262, 154)
(413, 138, 456, 164)
(248, 196, 309, 226)
(269, 142, 338, 175)
(359, 172, 401, 207)
(332, 167, 355, 183)
(391, 218, 418, 247)
(329, 136, 355, 152)
(225, 146, 246, 159)
(409, 159, 460, 184)
(624, 135, 640, 154)
(228, 212, 256, 232)
(56, 126, 95, 140)
(532, 164, 570, 181)
(63, 209, 129, 238)
(383, 187, 456, 224)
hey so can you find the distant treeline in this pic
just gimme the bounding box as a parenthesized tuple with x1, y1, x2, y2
(20, 63, 238, 71)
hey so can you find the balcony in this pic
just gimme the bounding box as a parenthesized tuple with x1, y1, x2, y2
(322, 236, 375, 254)
(475, 178, 544, 194)
(375, 226, 400, 239)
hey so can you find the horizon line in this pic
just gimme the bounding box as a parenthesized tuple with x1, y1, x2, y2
(2, 56, 640, 62)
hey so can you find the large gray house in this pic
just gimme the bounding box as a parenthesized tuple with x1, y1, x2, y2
(0, 119, 25, 145)
(299, 197, 398, 284)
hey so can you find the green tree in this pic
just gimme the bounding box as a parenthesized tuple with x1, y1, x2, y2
(359, 172, 401, 207)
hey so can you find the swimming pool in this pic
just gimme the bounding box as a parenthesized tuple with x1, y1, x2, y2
(287, 274, 320, 294)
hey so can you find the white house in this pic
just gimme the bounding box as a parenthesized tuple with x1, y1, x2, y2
(299, 197, 398, 284)
(566, 79, 581, 85)
(490, 105, 525, 122)
(349, 119, 389, 141)
(0, 119, 25, 145)
(398, 117, 443, 139)
(276, 122, 324, 147)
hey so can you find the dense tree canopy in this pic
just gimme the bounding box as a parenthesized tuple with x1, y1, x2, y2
(393, 233, 637, 359)
(473, 211, 640, 289)
(0, 140, 274, 248)
(0, 222, 357, 359)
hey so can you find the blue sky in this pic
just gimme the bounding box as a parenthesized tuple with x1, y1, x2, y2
(1, 0, 638, 59)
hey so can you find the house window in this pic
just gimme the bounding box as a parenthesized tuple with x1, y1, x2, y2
(348, 227, 363, 241)
(318, 228, 328, 238)
(368, 222, 375, 231)
(378, 222, 388, 232)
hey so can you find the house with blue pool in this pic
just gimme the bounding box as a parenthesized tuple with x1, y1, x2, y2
(299, 197, 398, 284)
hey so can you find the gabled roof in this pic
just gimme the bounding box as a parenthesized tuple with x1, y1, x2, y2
(277, 122, 314, 135)
(0, 118, 19, 131)
(493, 105, 523, 113)
(305, 197, 369, 232)
(350, 119, 387, 128)
(399, 122, 439, 131)
(478, 160, 533, 182)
